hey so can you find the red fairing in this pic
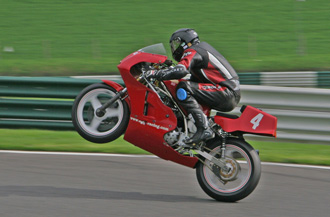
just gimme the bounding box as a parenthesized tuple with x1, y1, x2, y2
(117, 51, 198, 168)
(214, 105, 277, 137)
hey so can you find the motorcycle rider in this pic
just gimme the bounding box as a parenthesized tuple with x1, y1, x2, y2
(147, 28, 241, 145)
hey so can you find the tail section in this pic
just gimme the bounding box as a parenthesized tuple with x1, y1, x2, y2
(214, 105, 277, 137)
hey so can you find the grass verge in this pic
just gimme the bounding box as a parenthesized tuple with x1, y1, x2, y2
(1, 0, 330, 74)
(0, 129, 329, 166)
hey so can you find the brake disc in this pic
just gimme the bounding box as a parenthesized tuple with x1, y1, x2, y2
(212, 157, 240, 181)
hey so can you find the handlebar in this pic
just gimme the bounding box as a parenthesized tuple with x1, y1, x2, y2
(135, 59, 173, 83)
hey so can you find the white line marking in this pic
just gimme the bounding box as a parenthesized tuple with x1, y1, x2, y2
(0, 150, 329, 170)
(261, 162, 330, 170)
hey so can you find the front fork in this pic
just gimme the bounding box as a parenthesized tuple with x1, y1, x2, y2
(95, 87, 127, 117)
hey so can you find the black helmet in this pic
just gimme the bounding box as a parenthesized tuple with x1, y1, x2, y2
(169, 28, 199, 61)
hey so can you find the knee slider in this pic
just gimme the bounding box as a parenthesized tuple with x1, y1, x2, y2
(176, 88, 188, 101)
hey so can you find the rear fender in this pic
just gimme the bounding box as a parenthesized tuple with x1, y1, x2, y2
(214, 105, 277, 137)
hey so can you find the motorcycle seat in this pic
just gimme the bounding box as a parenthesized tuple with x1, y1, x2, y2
(215, 112, 239, 119)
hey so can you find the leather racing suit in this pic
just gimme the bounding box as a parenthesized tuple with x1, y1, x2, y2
(155, 41, 241, 113)
(152, 41, 241, 144)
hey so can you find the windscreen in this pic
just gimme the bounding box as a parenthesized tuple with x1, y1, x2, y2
(138, 43, 167, 56)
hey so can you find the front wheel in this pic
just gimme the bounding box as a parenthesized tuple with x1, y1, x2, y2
(196, 138, 261, 202)
(72, 83, 130, 143)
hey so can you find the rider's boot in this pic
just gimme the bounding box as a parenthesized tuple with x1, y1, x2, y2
(184, 107, 215, 145)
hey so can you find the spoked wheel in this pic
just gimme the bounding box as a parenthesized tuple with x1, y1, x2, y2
(196, 138, 261, 202)
(72, 83, 130, 143)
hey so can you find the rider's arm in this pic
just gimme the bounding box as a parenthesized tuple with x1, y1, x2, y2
(153, 64, 188, 80)
(147, 48, 203, 80)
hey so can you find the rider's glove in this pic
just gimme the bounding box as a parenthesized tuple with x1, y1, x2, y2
(145, 70, 167, 80)
(145, 65, 188, 81)
(145, 70, 158, 79)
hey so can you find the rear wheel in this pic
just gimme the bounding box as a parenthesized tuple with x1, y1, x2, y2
(72, 83, 129, 143)
(196, 138, 261, 202)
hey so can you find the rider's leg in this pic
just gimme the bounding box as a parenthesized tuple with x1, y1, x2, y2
(176, 82, 214, 145)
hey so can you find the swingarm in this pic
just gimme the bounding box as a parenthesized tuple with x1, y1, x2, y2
(194, 149, 230, 173)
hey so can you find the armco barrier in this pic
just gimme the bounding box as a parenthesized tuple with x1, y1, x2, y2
(240, 71, 330, 88)
(1, 76, 330, 144)
(0, 76, 123, 130)
(237, 85, 330, 144)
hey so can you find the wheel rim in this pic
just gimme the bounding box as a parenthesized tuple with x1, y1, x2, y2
(203, 144, 252, 193)
(76, 88, 125, 137)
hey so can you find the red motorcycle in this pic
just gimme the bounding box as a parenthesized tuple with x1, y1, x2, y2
(72, 43, 277, 202)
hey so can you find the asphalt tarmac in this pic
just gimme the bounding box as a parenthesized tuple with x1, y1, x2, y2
(0, 151, 329, 217)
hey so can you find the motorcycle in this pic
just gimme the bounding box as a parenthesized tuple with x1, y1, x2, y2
(71, 43, 277, 202)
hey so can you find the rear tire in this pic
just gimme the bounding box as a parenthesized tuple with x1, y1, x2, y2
(72, 83, 129, 143)
(196, 138, 261, 202)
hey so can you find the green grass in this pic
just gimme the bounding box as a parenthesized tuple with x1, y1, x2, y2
(0, 0, 329, 75)
(251, 141, 330, 166)
(0, 129, 329, 166)
(0, 129, 148, 154)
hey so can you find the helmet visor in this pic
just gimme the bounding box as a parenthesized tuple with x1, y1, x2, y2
(170, 38, 182, 54)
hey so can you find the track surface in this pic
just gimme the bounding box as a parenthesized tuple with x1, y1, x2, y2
(0, 151, 329, 217)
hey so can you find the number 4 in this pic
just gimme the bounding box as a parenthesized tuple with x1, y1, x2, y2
(250, 113, 264, 130)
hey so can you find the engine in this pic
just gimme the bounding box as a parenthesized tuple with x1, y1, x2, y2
(164, 129, 181, 146)
(164, 118, 197, 148)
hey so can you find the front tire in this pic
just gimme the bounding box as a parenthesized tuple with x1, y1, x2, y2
(72, 83, 130, 143)
(196, 138, 261, 202)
